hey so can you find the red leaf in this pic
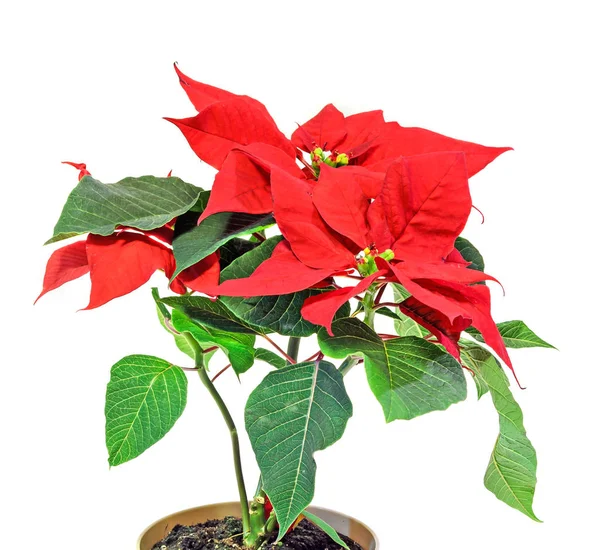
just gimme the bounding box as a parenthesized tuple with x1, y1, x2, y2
(336, 110, 387, 154)
(291, 104, 347, 151)
(36, 240, 89, 303)
(270, 168, 356, 270)
(198, 143, 305, 224)
(84, 233, 173, 310)
(416, 279, 513, 369)
(165, 98, 296, 170)
(446, 247, 470, 266)
(393, 259, 498, 286)
(210, 241, 336, 297)
(174, 252, 221, 294)
(382, 152, 471, 261)
(312, 164, 371, 249)
(399, 296, 471, 359)
(301, 271, 386, 335)
(62, 161, 91, 181)
(198, 149, 273, 222)
(342, 166, 385, 199)
(367, 196, 394, 251)
(360, 122, 512, 177)
(173, 63, 278, 125)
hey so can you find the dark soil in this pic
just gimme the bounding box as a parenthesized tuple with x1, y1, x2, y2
(151, 516, 363, 550)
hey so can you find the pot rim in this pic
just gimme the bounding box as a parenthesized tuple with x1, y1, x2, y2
(137, 501, 379, 549)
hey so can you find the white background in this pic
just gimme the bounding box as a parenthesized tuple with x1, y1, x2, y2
(1, 1, 598, 548)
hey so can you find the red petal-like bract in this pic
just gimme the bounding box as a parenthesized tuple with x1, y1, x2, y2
(337, 110, 387, 155)
(301, 271, 386, 335)
(360, 122, 512, 177)
(416, 279, 512, 369)
(270, 169, 356, 270)
(36, 240, 90, 303)
(382, 152, 471, 261)
(198, 143, 304, 223)
(399, 296, 471, 359)
(313, 165, 371, 249)
(62, 161, 91, 181)
(367, 196, 395, 251)
(173, 252, 221, 294)
(291, 104, 347, 151)
(209, 241, 336, 297)
(84, 233, 175, 310)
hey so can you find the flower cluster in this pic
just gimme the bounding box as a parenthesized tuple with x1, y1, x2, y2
(167, 64, 514, 373)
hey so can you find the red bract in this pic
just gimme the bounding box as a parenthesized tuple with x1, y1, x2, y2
(38, 230, 220, 309)
(292, 102, 511, 177)
(166, 65, 296, 172)
(205, 151, 513, 374)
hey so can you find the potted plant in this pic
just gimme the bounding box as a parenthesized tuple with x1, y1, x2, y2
(37, 64, 554, 550)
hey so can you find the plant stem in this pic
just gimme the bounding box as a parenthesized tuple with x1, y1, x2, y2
(287, 336, 301, 363)
(182, 332, 251, 538)
(362, 286, 377, 329)
(338, 355, 360, 376)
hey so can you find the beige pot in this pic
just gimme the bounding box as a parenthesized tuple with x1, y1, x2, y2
(138, 501, 378, 550)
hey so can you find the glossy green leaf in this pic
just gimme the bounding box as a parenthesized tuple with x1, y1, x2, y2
(105, 355, 187, 466)
(161, 295, 258, 334)
(467, 320, 555, 349)
(172, 211, 274, 278)
(218, 237, 259, 270)
(302, 511, 349, 550)
(47, 175, 202, 244)
(171, 309, 255, 375)
(254, 348, 287, 369)
(473, 353, 540, 521)
(246, 361, 352, 539)
(318, 318, 466, 421)
(454, 236, 485, 272)
(152, 288, 215, 363)
(220, 236, 349, 336)
(460, 342, 508, 400)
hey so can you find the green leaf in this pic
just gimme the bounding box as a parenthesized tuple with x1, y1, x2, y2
(254, 348, 287, 369)
(302, 510, 349, 550)
(152, 289, 216, 363)
(389, 285, 427, 337)
(245, 361, 352, 539)
(473, 353, 540, 521)
(171, 309, 255, 375)
(218, 237, 260, 270)
(105, 355, 187, 466)
(161, 295, 259, 334)
(467, 320, 555, 349)
(454, 236, 485, 272)
(172, 211, 274, 278)
(460, 342, 508, 400)
(47, 175, 202, 244)
(318, 318, 466, 421)
(220, 236, 349, 336)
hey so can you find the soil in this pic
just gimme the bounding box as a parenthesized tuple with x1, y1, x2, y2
(151, 516, 363, 550)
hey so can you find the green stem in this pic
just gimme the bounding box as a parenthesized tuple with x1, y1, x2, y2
(338, 356, 360, 377)
(287, 336, 301, 363)
(182, 332, 251, 538)
(362, 286, 377, 329)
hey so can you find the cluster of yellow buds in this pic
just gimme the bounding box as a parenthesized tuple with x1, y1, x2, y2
(356, 246, 395, 276)
(310, 148, 350, 174)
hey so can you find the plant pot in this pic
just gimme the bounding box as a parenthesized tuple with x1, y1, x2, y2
(138, 501, 379, 550)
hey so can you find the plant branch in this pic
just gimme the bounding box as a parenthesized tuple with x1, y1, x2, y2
(261, 334, 296, 363)
(286, 336, 301, 364)
(338, 355, 360, 376)
(182, 332, 251, 537)
(211, 363, 232, 383)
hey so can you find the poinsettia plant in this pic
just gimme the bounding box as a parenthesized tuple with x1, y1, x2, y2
(38, 64, 554, 549)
